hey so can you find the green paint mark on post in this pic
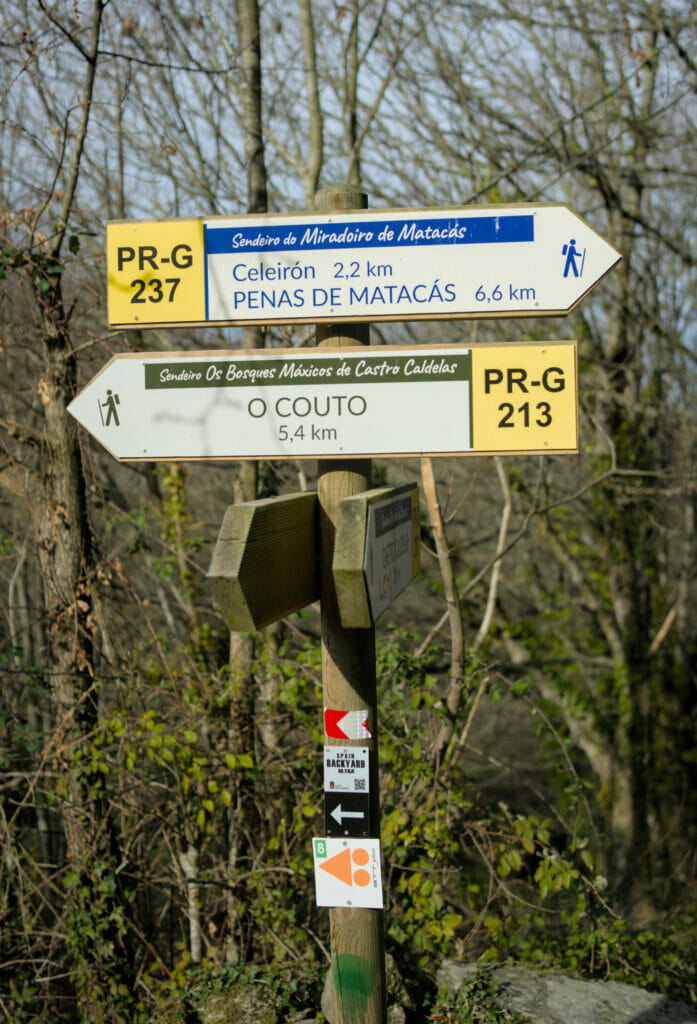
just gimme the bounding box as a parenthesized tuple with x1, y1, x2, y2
(332, 953, 376, 1022)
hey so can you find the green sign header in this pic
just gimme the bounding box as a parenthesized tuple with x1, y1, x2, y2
(144, 352, 472, 389)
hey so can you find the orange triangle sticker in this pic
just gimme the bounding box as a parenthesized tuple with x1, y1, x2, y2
(319, 847, 352, 886)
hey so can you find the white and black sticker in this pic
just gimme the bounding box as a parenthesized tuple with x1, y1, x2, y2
(324, 745, 370, 794)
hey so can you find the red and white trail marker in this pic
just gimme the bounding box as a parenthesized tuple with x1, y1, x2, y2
(324, 708, 372, 741)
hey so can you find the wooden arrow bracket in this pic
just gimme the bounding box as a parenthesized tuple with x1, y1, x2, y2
(208, 491, 319, 631)
(332, 482, 420, 628)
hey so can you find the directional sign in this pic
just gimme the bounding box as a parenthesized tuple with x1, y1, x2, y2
(106, 205, 620, 328)
(207, 492, 318, 631)
(333, 483, 420, 628)
(324, 792, 371, 838)
(67, 343, 578, 461)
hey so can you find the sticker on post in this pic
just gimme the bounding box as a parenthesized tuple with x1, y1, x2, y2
(324, 709, 371, 740)
(324, 746, 370, 793)
(324, 792, 371, 837)
(363, 489, 420, 621)
(312, 837, 383, 908)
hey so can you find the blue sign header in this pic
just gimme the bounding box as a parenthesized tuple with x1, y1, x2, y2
(204, 214, 534, 255)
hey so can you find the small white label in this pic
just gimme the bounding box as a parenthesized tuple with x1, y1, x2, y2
(364, 492, 416, 620)
(324, 745, 370, 794)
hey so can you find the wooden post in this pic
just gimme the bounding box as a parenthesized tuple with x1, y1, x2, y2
(315, 184, 386, 1024)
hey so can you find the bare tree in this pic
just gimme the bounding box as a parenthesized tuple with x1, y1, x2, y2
(0, 1, 141, 1018)
(378, 0, 697, 903)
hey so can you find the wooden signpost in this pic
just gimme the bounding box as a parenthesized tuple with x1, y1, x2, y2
(66, 342, 579, 461)
(312, 184, 384, 1024)
(70, 184, 620, 1024)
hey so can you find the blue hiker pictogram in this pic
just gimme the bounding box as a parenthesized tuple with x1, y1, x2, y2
(562, 238, 586, 278)
(99, 389, 121, 427)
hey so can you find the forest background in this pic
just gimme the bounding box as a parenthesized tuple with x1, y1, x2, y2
(2, 1, 697, 1021)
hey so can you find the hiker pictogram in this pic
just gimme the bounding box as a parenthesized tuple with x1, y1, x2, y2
(562, 238, 586, 278)
(99, 389, 121, 426)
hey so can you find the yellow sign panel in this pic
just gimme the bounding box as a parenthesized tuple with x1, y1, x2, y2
(471, 342, 578, 453)
(106, 219, 205, 326)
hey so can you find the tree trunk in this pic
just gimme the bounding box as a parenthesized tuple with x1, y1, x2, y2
(35, 269, 138, 1021)
(224, 0, 270, 964)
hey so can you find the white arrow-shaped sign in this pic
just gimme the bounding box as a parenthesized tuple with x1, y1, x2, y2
(67, 342, 579, 462)
(329, 803, 366, 826)
(106, 204, 621, 328)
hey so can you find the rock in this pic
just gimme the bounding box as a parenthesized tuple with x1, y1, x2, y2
(385, 952, 415, 1018)
(437, 960, 479, 997)
(437, 962, 697, 1024)
(200, 986, 279, 1024)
